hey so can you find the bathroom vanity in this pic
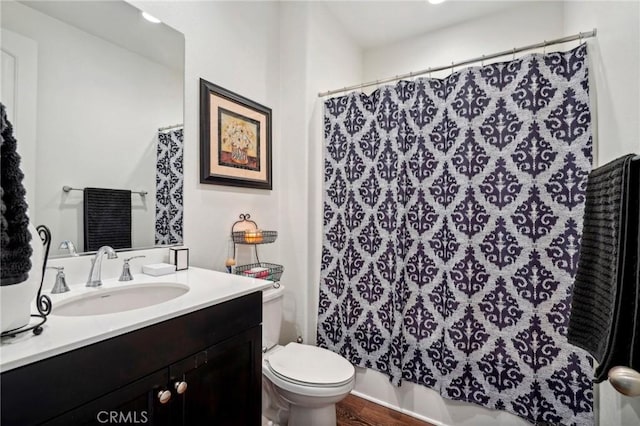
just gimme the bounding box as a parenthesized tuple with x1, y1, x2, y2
(0, 268, 271, 425)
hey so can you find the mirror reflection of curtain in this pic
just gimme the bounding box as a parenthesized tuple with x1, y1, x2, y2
(155, 127, 184, 245)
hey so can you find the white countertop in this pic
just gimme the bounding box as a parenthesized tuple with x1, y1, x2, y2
(0, 267, 273, 372)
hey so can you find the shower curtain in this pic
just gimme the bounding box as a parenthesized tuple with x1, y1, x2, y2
(155, 127, 184, 245)
(318, 44, 593, 425)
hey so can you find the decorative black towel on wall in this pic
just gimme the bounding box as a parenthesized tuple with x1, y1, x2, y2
(0, 102, 32, 286)
(83, 188, 132, 252)
(567, 154, 640, 382)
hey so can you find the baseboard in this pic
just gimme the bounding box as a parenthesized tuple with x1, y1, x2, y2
(350, 390, 449, 426)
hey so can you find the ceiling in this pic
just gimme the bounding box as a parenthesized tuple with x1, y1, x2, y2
(19, 1, 184, 71)
(323, 0, 528, 49)
(19, 0, 528, 66)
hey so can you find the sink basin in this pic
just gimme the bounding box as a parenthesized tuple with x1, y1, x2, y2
(53, 283, 189, 316)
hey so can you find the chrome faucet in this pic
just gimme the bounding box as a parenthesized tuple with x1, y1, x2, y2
(86, 246, 118, 287)
(59, 240, 79, 256)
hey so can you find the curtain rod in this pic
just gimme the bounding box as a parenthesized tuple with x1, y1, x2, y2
(318, 28, 597, 98)
(158, 123, 183, 131)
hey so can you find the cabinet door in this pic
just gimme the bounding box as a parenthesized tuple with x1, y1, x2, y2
(43, 369, 171, 426)
(170, 325, 262, 426)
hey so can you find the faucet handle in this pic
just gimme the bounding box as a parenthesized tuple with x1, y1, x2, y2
(47, 266, 70, 294)
(119, 256, 146, 281)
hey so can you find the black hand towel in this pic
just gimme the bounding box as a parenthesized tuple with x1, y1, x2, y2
(0, 102, 32, 286)
(567, 154, 640, 382)
(83, 188, 132, 252)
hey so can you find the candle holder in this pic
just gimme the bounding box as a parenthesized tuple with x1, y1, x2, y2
(230, 213, 283, 282)
(244, 229, 264, 244)
(232, 230, 277, 245)
(235, 263, 283, 282)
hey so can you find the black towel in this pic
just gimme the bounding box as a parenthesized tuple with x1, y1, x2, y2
(83, 188, 132, 252)
(633, 202, 640, 368)
(602, 158, 640, 379)
(0, 102, 32, 286)
(567, 154, 640, 382)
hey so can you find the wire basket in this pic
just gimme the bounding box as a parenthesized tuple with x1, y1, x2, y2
(234, 262, 284, 282)
(232, 230, 278, 245)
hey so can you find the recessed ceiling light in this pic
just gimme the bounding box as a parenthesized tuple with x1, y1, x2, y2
(428, 0, 448, 4)
(141, 11, 161, 24)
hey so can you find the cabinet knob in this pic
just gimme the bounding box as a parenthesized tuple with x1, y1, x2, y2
(157, 390, 172, 404)
(174, 381, 188, 394)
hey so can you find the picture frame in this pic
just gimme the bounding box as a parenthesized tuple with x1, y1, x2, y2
(200, 79, 272, 189)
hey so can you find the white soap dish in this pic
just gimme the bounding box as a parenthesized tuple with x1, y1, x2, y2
(142, 263, 176, 276)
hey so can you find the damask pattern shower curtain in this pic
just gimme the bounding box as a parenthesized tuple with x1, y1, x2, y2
(155, 127, 184, 245)
(318, 44, 593, 425)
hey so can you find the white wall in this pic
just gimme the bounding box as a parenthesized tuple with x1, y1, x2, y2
(129, 0, 282, 275)
(128, 1, 361, 347)
(277, 1, 312, 343)
(294, 1, 364, 343)
(1, 1, 183, 254)
(563, 3, 640, 425)
(269, 0, 365, 343)
(563, 1, 640, 165)
(344, 1, 640, 426)
(363, 1, 565, 82)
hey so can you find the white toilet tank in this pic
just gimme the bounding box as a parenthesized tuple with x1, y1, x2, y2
(262, 284, 284, 351)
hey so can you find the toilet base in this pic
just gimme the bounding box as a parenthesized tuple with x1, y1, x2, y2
(262, 344, 355, 426)
(288, 404, 336, 426)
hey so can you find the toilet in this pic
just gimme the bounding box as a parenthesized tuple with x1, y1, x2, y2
(261, 284, 355, 426)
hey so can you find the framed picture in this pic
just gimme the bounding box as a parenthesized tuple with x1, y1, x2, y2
(200, 79, 272, 189)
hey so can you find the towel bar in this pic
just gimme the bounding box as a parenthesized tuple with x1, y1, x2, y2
(62, 186, 147, 196)
(608, 366, 640, 397)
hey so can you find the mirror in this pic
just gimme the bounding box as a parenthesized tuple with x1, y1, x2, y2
(1, 0, 185, 257)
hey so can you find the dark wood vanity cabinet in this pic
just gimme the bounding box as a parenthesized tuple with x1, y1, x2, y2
(0, 292, 262, 426)
(170, 326, 261, 425)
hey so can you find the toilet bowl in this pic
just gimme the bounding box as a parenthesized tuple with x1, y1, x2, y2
(261, 286, 355, 426)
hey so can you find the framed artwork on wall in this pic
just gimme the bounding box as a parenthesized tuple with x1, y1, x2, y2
(199, 79, 272, 189)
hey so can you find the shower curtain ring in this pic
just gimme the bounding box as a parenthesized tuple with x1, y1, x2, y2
(451, 61, 454, 74)
(512, 47, 516, 60)
(481, 54, 485, 67)
(428, 67, 432, 78)
(543, 40, 547, 54)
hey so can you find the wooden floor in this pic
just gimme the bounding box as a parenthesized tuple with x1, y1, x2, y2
(336, 394, 435, 426)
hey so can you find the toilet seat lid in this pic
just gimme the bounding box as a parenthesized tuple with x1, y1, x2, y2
(267, 343, 354, 386)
